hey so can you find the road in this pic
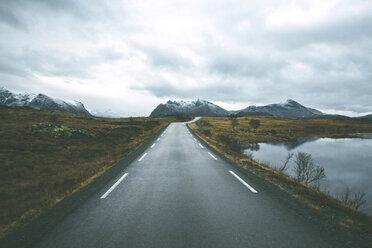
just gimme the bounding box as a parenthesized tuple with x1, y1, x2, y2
(33, 122, 370, 248)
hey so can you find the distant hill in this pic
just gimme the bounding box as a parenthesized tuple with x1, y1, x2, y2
(0, 87, 90, 115)
(150, 99, 324, 118)
(237, 99, 323, 118)
(150, 99, 230, 117)
(359, 114, 372, 118)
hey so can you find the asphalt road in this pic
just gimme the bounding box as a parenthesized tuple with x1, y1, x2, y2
(33, 122, 370, 248)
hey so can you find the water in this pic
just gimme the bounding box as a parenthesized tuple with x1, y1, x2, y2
(244, 137, 372, 214)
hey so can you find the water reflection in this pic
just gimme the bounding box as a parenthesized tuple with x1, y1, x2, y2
(243, 143, 260, 151)
(244, 137, 372, 215)
(266, 137, 320, 150)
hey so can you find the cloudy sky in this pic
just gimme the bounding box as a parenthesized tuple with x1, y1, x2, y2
(1, 0, 371, 117)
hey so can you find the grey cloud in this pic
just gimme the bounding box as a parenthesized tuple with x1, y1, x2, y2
(133, 81, 245, 103)
(0, 3, 26, 30)
(270, 12, 372, 49)
(135, 44, 190, 70)
(5, 0, 91, 20)
(208, 52, 287, 78)
(0, 48, 124, 79)
(0, 59, 29, 77)
(1, 0, 372, 116)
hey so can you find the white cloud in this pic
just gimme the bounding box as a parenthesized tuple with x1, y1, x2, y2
(0, 0, 372, 116)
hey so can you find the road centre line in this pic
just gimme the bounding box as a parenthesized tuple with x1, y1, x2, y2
(198, 143, 204, 148)
(151, 143, 156, 148)
(229, 170, 258, 193)
(138, 153, 148, 161)
(157, 138, 160, 141)
(208, 152, 218, 160)
(100, 173, 128, 199)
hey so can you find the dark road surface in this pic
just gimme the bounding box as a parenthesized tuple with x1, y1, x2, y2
(32, 122, 370, 248)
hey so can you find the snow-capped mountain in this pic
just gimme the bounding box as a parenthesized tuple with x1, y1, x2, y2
(150, 99, 324, 118)
(237, 99, 323, 118)
(0, 87, 91, 115)
(150, 99, 230, 117)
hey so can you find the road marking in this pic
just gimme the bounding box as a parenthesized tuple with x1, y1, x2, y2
(208, 152, 218, 160)
(138, 153, 148, 161)
(100, 173, 128, 199)
(229, 170, 258, 193)
(198, 143, 204, 148)
(157, 138, 160, 141)
(193, 138, 196, 141)
(151, 143, 156, 148)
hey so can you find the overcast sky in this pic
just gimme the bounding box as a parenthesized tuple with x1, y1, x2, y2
(1, 0, 371, 117)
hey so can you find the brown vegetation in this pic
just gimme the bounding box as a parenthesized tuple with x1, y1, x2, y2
(194, 116, 372, 144)
(0, 106, 186, 238)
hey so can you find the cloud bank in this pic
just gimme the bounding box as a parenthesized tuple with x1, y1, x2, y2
(1, 0, 371, 116)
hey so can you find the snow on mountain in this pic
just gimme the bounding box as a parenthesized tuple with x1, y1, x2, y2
(150, 98, 324, 118)
(150, 99, 230, 117)
(238, 99, 323, 118)
(0, 87, 91, 115)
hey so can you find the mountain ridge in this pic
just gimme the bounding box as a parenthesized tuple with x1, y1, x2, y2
(150, 99, 325, 118)
(237, 99, 323, 118)
(0, 87, 91, 115)
(150, 99, 230, 117)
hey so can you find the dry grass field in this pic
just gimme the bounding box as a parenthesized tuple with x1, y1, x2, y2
(193, 116, 372, 143)
(0, 106, 188, 238)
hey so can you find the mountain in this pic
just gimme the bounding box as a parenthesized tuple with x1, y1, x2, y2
(237, 99, 323, 118)
(359, 114, 372, 118)
(150, 99, 230, 117)
(150, 99, 324, 118)
(0, 87, 91, 115)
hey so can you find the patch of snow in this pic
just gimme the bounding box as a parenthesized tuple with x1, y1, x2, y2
(65, 100, 82, 107)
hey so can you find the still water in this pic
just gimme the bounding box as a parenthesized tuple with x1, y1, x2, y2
(244, 137, 372, 214)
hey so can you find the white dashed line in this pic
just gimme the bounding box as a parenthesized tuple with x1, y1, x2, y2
(151, 143, 156, 148)
(138, 153, 148, 161)
(100, 173, 128, 199)
(208, 152, 218, 160)
(229, 170, 258, 193)
(198, 143, 204, 148)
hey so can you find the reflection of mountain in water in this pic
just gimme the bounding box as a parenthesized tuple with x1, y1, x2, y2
(267, 137, 320, 150)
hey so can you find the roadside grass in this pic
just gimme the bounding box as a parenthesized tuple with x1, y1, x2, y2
(0, 106, 188, 239)
(195, 116, 372, 143)
(189, 116, 372, 234)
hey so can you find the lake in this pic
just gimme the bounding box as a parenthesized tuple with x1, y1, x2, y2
(244, 137, 372, 215)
